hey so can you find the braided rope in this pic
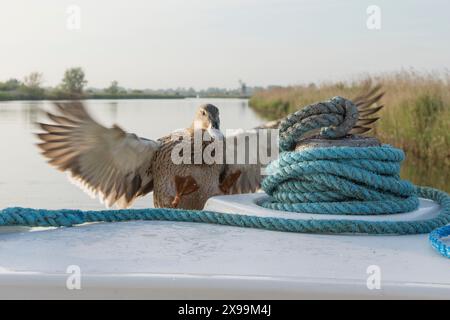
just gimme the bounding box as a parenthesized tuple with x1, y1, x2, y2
(278, 96, 359, 151)
(260, 146, 419, 215)
(0, 186, 448, 237)
(429, 225, 450, 258)
(255, 145, 450, 250)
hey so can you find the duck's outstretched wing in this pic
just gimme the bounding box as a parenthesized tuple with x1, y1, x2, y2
(221, 128, 277, 194)
(36, 102, 160, 208)
(349, 83, 384, 135)
(254, 84, 385, 135)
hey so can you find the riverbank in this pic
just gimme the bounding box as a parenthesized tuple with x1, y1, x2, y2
(0, 93, 185, 101)
(0, 92, 251, 101)
(249, 71, 450, 192)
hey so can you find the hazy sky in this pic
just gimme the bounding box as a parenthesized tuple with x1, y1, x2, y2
(1, 0, 449, 89)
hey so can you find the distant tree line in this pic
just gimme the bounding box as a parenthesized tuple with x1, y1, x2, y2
(0, 67, 258, 101)
(0, 67, 89, 100)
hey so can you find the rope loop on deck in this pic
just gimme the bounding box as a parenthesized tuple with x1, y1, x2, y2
(429, 225, 450, 259)
(0, 186, 448, 239)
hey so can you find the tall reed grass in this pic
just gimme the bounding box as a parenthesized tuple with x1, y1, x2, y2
(249, 71, 450, 191)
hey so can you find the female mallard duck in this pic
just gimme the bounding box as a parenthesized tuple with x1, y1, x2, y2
(36, 85, 383, 210)
(36, 102, 261, 210)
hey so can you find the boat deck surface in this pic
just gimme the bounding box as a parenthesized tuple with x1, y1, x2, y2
(0, 193, 449, 299)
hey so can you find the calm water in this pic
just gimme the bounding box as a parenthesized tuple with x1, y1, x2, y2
(0, 98, 447, 211)
(0, 99, 263, 209)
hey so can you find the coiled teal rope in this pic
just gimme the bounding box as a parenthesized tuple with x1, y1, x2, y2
(255, 145, 450, 257)
(278, 96, 359, 151)
(261, 146, 419, 215)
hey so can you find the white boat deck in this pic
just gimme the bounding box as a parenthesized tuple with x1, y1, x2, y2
(0, 193, 449, 299)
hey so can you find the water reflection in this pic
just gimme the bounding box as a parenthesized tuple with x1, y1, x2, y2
(23, 103, 41, 125)
(107, 101, 118, 121)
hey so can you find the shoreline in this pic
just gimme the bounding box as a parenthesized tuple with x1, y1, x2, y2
(0, 95, 251, 102)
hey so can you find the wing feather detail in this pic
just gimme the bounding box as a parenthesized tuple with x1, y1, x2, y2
(36, 102, 160, 208)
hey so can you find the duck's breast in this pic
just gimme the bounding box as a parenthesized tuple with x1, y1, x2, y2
(152, 143, 224, 210)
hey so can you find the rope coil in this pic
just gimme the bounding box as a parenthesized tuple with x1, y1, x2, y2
(260, 145, 419, 215)
(278, 96, 359, 151)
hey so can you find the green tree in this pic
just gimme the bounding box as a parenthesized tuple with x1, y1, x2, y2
(24, 72, 43, 88)
(61, 67, 87, 95)
(0, 78, 21, 91)
(22, 72, 45, 96)
(105, 80, 120, 95)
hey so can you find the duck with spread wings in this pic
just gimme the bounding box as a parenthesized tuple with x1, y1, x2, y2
(36, 103, 262, 210)
(35, 85, 383, 210)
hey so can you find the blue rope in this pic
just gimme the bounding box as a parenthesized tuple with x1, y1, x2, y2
(256, 145, 450, 257)
(260, 146, 419, 215)
(429, 225, 450, 259)
(278, 96, 359, 151)
(0, 185, 448, 237)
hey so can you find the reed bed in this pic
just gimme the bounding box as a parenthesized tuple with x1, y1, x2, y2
(250, 71, 450, 191)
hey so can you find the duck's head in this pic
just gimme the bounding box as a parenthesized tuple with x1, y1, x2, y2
(192, 104, 220, 131)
